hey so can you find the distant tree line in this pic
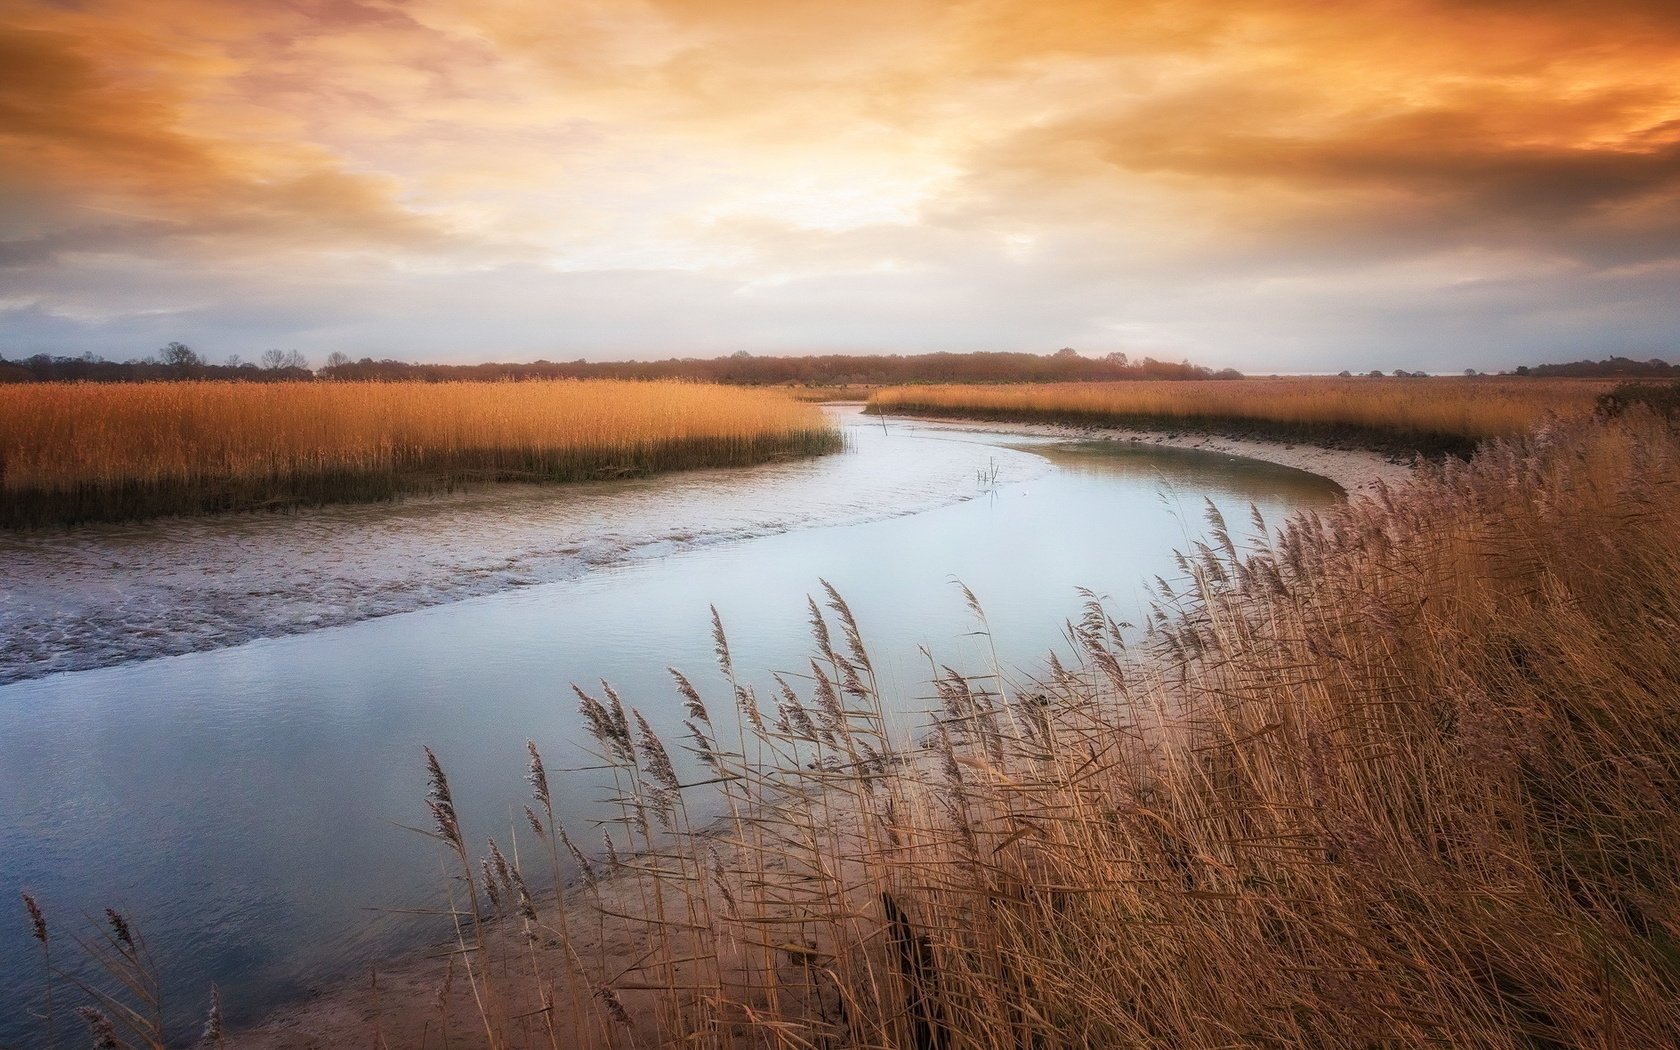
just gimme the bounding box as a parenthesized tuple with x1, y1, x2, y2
(0, 346, 1241, 385)
(314, 349, 1239, 384)
(0, 344, 314, 383)
(1507, 356, 1677, 378)
(8, 345, 1673, 386)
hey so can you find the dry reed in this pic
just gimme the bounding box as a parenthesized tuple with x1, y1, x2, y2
(371, 406, 1680, 1048)
(0, 380, 841, 527)
(21, 402, 1679, 1049)
(868, 377, 1608, 454)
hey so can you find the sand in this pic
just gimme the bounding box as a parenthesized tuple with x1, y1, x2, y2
(891, 413, 1418, 497)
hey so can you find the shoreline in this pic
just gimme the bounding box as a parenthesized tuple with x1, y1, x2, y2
(229, 419, 1416, 1047)
(885, 410, 1416, 496)
(0, 409, 951, 686)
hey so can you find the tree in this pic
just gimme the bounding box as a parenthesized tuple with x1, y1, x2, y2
(260, 349, 309, 371)
(160, 342, 202, 370)
(225, 354, 243, 368)
(325, 351, 351, 370)
(1104, 352, 1130, 367)
(1053, 347, 1080, 358)
(1337, 370, 1353, 377)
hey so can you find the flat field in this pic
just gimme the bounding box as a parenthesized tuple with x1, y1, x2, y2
(0, 379, 841, 527)
(869, 376, 1610, 453)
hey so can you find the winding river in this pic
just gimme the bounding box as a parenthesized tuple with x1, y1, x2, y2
(0, 409, 1342, 1042)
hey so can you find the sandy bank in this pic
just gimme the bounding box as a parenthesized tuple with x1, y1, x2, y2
(889, 411, 1416, 496)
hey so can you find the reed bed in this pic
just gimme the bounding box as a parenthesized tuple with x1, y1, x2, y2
(22, 406, 1679, 1048)
(0, 380, 842, 527)
(869, 377, 1608, 454)
(379, 406, 1676, 1049)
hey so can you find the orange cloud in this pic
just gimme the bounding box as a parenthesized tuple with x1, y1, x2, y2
(2, 0, 1678, 366)
(0, 13, 450, 257)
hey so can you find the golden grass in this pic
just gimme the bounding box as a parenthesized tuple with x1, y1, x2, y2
(869, 377, 1610, 452)
(25, 405, 1680, 1048)
(369, 407, 1676, 1049)
(0, 379, 841, 527)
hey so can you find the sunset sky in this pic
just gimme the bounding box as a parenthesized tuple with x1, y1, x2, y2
(3, 0, 1678, 370)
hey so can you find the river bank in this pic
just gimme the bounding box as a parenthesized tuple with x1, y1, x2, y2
(1, 411, 1011, 685)
(883, 410, 1416, 496)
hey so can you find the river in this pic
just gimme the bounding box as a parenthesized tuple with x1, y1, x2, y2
(0, 408, 1342, 1043)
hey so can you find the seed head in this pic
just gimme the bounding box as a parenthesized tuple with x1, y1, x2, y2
(633, 710, 680, 795)
(202, 984, 224, 1046)
(668, 667, 710, 725)
(480, 858, 504, 914)
(20, 892, 46, 944)
(423, 747, 453, 807)
(596, 985, 632, 1027)
(105, 908, 134, 950)
(710, 605, 735, 679)
(556, 823, 597, 890)
(526, 740, 550, 808)
(78, 1007, 121, 1049)
(428, 799, 461, 848)
(806, 595, 835, 662)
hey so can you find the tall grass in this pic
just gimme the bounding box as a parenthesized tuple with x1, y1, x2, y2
(20, 406, 1678, 1048)
(0, 380, 842, 527)
(355, 407, 1679, 1048)
(868, 378, 1609, 454)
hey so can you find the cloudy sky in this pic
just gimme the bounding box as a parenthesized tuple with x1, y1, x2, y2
(3, 0, 1678, 370)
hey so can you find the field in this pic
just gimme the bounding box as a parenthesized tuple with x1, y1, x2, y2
(0, 380, 842, 528)
(869, 377, 1610, 454)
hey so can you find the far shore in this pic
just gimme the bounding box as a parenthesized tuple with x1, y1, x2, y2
(881, 410, 1417, 497)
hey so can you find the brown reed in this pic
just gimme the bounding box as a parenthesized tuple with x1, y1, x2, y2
(22, 401, 1680, 1049)
(0, 379, 842, 527)
(867, 377, 1609, 455)
(378, 405, 1679, 1048)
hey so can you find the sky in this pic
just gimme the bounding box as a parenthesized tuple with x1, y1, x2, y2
(2, 0, 1678, 371)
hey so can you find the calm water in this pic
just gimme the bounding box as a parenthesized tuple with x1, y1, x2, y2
(0, 412, 1340, 1043)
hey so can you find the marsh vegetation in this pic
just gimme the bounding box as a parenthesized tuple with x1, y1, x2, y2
(0, 380, 840, 528)
(383, 405, 1678, 1048)
(868, 377, 1609, 455)
(14, 389, 1679, 1049)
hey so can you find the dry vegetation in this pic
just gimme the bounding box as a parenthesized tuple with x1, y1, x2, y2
(21, 396, 1680, 1049)
(0, 380, 841, 527)
(869, 377, 1609, 454)
(143, 405, 1666, 1049)
(780, 384, 878, 403)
